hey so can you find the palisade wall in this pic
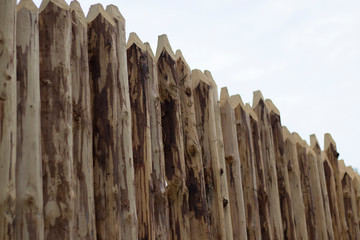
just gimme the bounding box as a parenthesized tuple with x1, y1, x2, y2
(0, 0, 359, 239)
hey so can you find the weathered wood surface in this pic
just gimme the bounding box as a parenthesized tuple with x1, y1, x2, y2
(220, 88, 247, 240)
(156, 35, 190, 240)
(106, 6, 138, 239)
(15, 1, 43, 239)
(127, 33, 155, 240)
(69, 1, 96, 239)
(0, 0, 17, 238)
(39, 0, 74, 239)
(266, 99, 296, 240)
(206, 71, 233, 240)
(310, 135, 334, 240)
(193, 69, 226, 240)
(348, 167, 360, 230)
(176, 51, 211, 240)
(145, 42, 171, 240)
(230, 95, 261, 240)
(282, 127, 308, 240)
(244, 103, 272, 240)
(252, 91, 283, 240)
(324, 134, 349, 239)
(87, 4, 123, 239)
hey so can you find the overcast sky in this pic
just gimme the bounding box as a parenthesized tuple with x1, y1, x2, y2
(30, 0, 360, 170)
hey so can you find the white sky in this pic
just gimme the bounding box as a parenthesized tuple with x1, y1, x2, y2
(30, 0, 360, 170)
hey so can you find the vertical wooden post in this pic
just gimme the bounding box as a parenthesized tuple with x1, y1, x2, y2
(310, 135, 335, 239)
(15, 1, 43, 239)
(87, 4, 122, 239)
(324, 133, 349, 239)
(192, 69, 226, 240)
(39, 0, 74, 239)
(347, 168, 360, 230)
(244, 103, 273, 240)
(0, 0, 16, 238)
(220, 88, 247, 240)
(69, 1, 96, 239)
(145, 42, 171, 240)
(205, 71, 233, 240)
(156, 34, 190, 240)
(127, 33, 155, 240)
(265, 99, 297, 240)
(230, 95, 261, 240)
(282, 127, 308, 240)
(176, 50, 211, 240)
(252, 91, 283, 240)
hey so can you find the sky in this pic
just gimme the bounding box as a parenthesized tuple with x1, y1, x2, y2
(30, 0, 360, 170)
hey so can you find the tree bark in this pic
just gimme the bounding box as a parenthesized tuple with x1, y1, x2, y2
(15, 1, 43, 239)
(230, 95, 261, 240)
(176, 51, 211, 240)
(39, 1, 74, 239)
(192, 69, 226, 240)
(0, 0, 16, 238)
(69, 1, 96, 239)
(220, 88, 247, 240)
(156, 35, 190, 240)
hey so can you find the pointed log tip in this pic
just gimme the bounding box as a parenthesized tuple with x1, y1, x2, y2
(144, 42, 155, 59)
(70, 1, 86, 25)
(86, 3, 115, 26)
(155, 34, 176, 61)
(282, 126, 294, 143)
(175, 50, 190, 70)
(252, 90, 265, 108)
(310, 134, 320, 150)
(229, 94, 244, 108)
(244, 103, 258, 121)
(220, 87, 230, 106)
(126, 32, 146, 52)
(324, 133, 336, 151)
(40, 0, 69, 12)
(106, 5, 125, 23)
(292, 132, 307, 148)
(265, 99, 280, 116)
(204, 70, 217, 86)
(17, 0, 38, 12)
(191, 69, 210, 89)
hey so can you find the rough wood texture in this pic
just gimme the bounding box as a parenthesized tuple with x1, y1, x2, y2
(39, 1, 74, 239)
(156, 35, 190, 240)
(230, 95, 261, 240)
(0, 0, 16, 238)
(87, 4, 123, 239)
(176, 51, 211, 240)
(245, 103, 273, 240)
(324, 134, 349, 239)
(252, 91, 283, 240)
(220, 88, 247, 240)
(15, 1, 43, 239)
(310, 135, 335, 240)
(69, 1, 96, 239)
(266, 99, 297, 240)
(145, 42, 171, 240)
(348, 168, 360, 232)
(192, 69, 226, 240)
(127, 33, 155, 240)
(282, 127, 308, 240)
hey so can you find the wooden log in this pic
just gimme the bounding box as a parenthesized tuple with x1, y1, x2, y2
(126, 33, 155, 240)
(292, 133, 318, 240)
(69, 1, 96, 239)
(324, 133, 349, 239)
(244, 103, 273, 240)
(145, 42, 171, 240)
(205, 71, 233, 240)
(282, 127, 308, 240)
(87, 4, 123, 239)
(230, 95, 261, 240)
(0, 0, 16, 238)
(15, 1, 43, 239)
(39, 0, 74, 238)
(155, 35, 190, 240)
(265, 99, 297, 240)
(192, 69, 226, 240)
(347, 167, 360, 229)
(310, 135, 335, 240)
(220, 88, 247, 240)
(252, 91, 283, 240)
(176, 50, 211, 240)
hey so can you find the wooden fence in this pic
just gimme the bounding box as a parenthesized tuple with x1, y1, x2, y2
(0, 0, 359, 239)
